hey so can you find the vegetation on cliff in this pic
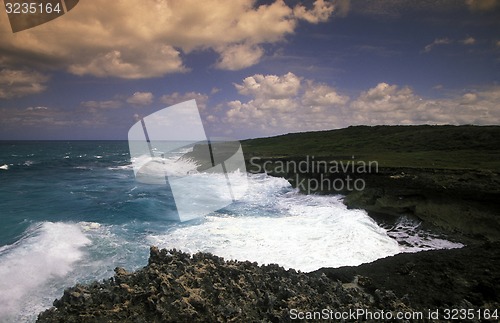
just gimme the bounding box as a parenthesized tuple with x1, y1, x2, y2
(242, 125, 500, 170)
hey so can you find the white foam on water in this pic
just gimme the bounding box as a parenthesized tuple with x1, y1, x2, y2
(0, 221, 151, 322)
(74, 223, 149, 280)
(148, 173, 465, 272)
(130, 154, 200, 177)
(107, 164, 134, 171)
(74, 165, 92, 170)
(0, 222, 91, 322)
(23, 160, 36, 166)
(164, 170, 248, 221)
(80, 221, 102, 231)
(149, 212, 401, 272)
(386, 216, 464, 252)
(148, 173, 402, 272)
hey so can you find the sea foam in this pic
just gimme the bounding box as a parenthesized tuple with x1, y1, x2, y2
(148, 173, 464, 272)
(148, 173, 402, 272)
(0, 222, 91, 321)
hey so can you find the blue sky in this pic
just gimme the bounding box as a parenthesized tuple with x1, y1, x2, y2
(0, 0, 499, 140)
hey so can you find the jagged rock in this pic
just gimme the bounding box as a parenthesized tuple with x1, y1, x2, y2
(38, 244, 500, 322)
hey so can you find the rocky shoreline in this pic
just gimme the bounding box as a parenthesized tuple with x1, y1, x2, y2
(38, 126, 500, 321)
(37, 164, 500, 322)
(37, 243, 500, 322)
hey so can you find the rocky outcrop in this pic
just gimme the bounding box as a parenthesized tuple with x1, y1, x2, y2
(342, 167, 500, 241)
(36, 247, 399, 322)
(314, 241, 500, 311)
(37, 244, 500, 322)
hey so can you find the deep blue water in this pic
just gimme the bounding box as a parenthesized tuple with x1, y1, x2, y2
(0, 141, 172, 245)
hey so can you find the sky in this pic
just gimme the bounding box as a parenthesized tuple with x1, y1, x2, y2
(0, 0, 499, 140)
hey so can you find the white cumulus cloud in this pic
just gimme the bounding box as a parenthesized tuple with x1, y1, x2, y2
(462, 36, 476, 45)
(215, 43, 264, 71)
(423, 38, 453, 53)
(160, 92, 209, 111)
(0, 0, 336, 78)
(302, 80, 349, 107)
(68, 46, 186, 79)
(0, 68, 49, 98)
(223, 72, 348, 135)
(293, 0, 335, 23)
(127, 92, 154, 106)
(235, 72, 302, 100)
(219, 73, 500, 137)
(81, 100, 122, 110)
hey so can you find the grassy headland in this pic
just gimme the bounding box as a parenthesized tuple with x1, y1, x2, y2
(242, 125, 500, 170)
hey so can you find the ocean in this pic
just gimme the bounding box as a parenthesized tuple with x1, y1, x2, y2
(0, 141, 463, 322)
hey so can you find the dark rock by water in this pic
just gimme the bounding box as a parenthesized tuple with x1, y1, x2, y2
(38, 244, 500, 322)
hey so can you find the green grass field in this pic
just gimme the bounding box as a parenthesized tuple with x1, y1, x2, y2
(242, 125, 500, 171)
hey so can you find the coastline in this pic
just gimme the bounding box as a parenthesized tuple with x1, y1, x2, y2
(37, 167, 500, 322)
(37, 126, 500, 321)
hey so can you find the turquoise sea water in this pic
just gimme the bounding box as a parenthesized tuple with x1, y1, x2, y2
(0, 141, 463, 322)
